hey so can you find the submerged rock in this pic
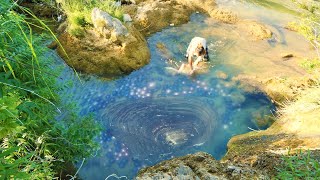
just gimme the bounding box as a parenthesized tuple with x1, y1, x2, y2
(210, 8, 239, 24)
(57, 9, 150, 78)
(238, 20, 273, 40)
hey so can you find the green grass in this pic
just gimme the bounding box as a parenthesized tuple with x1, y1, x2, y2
(55, 0, 124, 37)
(276, 150, 320, 179)
(0, 0, 101, 178)
(275, 2, 320, 178)
(300, 58, 320, 72)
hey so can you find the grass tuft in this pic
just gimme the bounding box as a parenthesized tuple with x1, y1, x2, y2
(276, 150, 320, 179)
(56, 0, 124, 36)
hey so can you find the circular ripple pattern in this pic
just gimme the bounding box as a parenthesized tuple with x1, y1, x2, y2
(101, 97, 217, 159)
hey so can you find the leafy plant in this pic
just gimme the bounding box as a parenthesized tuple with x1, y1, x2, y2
(276, 150, 320, 179)
(0, 0, 101, 178)
(53, 0, 124, 36)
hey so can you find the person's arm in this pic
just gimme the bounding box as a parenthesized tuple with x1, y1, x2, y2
(188, 54, 193, 70)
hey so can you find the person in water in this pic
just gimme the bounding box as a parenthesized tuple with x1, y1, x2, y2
(179, 37, 209, 74)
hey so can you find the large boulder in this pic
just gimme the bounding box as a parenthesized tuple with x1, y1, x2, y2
(133, 0, 193, 35)
(122, 0, 217, 36)
(57, 8, 150, 78)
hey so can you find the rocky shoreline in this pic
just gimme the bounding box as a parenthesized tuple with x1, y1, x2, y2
(53, 0, 274, 78)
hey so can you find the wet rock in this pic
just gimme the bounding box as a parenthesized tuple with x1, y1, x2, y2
(47, 41, 58, 50)
(281, 53, 294, 60)
(216, 71, 228, 80)
(210, 8, 238, 24)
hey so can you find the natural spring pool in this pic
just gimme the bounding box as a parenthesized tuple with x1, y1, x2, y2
(53, 1, 313, 178)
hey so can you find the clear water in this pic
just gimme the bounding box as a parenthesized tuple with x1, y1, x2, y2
(52, 1, 313, 179)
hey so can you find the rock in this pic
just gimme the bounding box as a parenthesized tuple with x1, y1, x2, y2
(210, 8, 238, 24)
(176, 0, 217, 14)
(121, 0, 136, 5)
(47, 41, 58, 50)
(175, 165, 196, 179)
(136, 152, 268, 179)
(57, 19, 150, 78)
(124, 0, 217, 35)
(57, 21, 68, 33)
(238, 20, 273, 40)
(281, 53, 294, 60)
(226, 165, 242, 173)
(123, 14, 133, 22)
(229, 91, 246, 105)
(216, 71, 228, 80)
(131, 0, 194, 35)
(91, 8, 128, 42)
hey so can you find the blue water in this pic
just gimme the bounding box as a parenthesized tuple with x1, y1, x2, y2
(54, 13, 275, 179)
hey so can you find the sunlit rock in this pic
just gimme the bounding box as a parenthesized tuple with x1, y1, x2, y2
(123, 14, 133, 22)
(210, 8, 239, 24)
(91, 8, 129, 42)
(136, 152, 269, 179)
(238, 20, 273, 40)
(57, 9, 150, 78)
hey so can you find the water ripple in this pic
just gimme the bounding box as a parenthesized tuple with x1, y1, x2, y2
(101, 97, 217, 160)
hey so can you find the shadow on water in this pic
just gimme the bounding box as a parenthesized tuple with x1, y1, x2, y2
(53, 13, 280, 179)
